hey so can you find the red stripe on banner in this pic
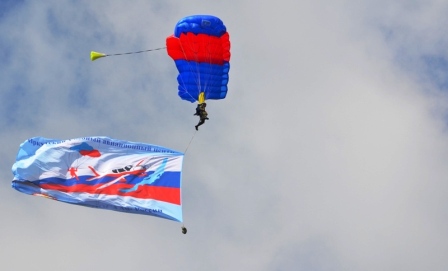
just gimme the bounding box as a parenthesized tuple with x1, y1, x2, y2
(166, 32, 230, 64)
(40, 183, 181, 205)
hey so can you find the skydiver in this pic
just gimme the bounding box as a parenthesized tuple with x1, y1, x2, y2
(194, 103, 209, 130)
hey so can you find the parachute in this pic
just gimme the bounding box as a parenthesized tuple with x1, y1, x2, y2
(166, 15, 231, 104)
(11, 137, 184, 222)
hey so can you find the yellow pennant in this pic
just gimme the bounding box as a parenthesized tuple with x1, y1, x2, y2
(90, 51, 107, 61)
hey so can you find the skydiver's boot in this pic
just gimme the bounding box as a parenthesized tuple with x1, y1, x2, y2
(195, 125, 198, 131)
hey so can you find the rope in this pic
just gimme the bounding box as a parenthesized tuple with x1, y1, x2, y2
(180, 130, 197, 234)
(106, 47, 166, 57)
(183, 130, 197, 154)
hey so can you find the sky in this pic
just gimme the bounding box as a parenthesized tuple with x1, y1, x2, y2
(1, 0, 448, 270)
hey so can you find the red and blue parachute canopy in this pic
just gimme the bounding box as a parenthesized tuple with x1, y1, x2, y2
(166, 15, 231, 103)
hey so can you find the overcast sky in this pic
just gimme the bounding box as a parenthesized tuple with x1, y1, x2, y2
(1, 1, 448, 270)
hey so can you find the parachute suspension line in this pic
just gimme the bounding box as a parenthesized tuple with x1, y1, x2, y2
(203, 35, 217, 101)
(199, 37, 210, 101)
(186, 34, 202, 99)
(177, 40, 199, 102)
(178, 34, 202, 102)
(189, 37, 203, 102)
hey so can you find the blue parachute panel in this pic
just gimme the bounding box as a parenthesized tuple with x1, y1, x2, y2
(174, 15, 227, 37)
(174, 60, 229, 102)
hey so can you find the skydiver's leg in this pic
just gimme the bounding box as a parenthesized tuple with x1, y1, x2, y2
(195, 119, 205, 130)
(197, 119, 205, 126)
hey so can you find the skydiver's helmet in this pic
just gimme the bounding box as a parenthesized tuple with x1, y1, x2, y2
(182, 226, 187, 234)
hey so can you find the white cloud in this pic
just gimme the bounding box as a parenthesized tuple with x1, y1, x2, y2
(1, 1, 448, 270)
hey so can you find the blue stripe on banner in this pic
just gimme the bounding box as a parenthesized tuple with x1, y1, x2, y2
(33, 171, 181, 188)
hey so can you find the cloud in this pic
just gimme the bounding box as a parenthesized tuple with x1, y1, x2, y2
(1, 1, 448, 270)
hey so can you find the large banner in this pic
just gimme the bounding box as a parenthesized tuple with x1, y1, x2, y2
(12, 137, 184, 222)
